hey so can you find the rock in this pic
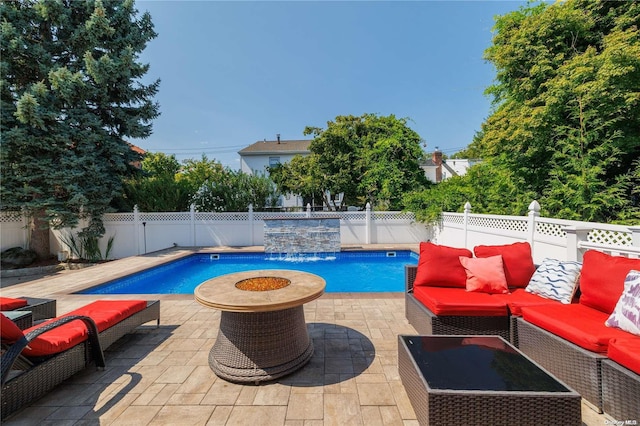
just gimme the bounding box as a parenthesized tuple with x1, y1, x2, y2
(1, 247, 38, 268)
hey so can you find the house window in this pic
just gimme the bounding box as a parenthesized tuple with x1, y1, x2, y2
(269, 157, 281, 167)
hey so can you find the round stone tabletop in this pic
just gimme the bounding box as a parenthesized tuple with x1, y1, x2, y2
(194, 270, 326, 313)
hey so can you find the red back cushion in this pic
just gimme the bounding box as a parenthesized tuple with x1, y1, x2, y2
(1, 313, 25, 343)
(0, 297, 28, 310)
(579, 250, 640, 314)
(474, 242, 535, 287)
(414, 242, 472, 288)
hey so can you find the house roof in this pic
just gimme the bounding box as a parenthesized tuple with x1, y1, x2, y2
(238, 140, 312, 156)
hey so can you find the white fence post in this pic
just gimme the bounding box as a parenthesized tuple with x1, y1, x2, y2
(133, 205, 140, 255)
(528, 200, 540, 257)
(463, 202, 471, 249)
(306, 203, 311, 218)
(564, 226, 591, 261)
(190, 204, 196, 246)
(248, 204, 254, 245)
(365, 203, 371, 244)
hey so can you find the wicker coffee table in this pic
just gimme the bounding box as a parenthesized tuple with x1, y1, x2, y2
(195, 270, 325, 383)
(398, 335, 581, 425)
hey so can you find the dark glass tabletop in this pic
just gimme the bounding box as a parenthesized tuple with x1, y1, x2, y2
(402, 335, 569, 392)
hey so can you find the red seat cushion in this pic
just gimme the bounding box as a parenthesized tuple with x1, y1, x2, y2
(0, 297, 28, 310)
(21, 300, 147, 357)
(413, 286, 508, 317)
(414, 242, 472, 288)
(61, 300, 147, 332)
(607, 338, 640, 375)
(521, 304, 633, 353)
(1, 313, 26, 343)
(474, 242, 536, 288)
(579, 250, 640, 314)
(493, 288, 565, 316)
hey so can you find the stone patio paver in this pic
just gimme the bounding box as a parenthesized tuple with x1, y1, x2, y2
(0, 246, 610, 425)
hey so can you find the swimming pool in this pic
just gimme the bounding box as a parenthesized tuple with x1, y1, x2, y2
(79, 250, 418, 294)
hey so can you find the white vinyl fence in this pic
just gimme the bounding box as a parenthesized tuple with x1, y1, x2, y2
(2, 200, 638, 261)
(433, 201, 640, 263)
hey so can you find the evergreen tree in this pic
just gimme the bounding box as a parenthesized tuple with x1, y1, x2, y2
(1, 0, 160, 257)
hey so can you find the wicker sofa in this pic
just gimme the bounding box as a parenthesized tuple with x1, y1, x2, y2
(405, 243, 640, 420)
(516, 251, 640, 416)
(1, 299, 160, 420)
(404, 241, 567, 343)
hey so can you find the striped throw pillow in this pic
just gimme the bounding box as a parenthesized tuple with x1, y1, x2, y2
(525, 258, 582, 304)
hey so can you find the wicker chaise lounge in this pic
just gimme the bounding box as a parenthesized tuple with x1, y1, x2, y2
(1, 299, 160, 420)
(0, 296, 57, 321)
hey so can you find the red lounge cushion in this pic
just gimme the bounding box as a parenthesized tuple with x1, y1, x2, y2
(61, 300, 147, 332)
(493, 288, 564, 316)
(607, 338, 640, 375)
(522, 304, 632, 353)
(414, 242, 472, 288)
(22, 320, 89, 357)
(0, 297, 28, 310)
(22, 300, 147, 357)
(580, 250, 640, 314)
(1, 313, 25, 343)
(474, 242, 536, 288)
(413, 286, 508, 317)
(459, 255, 509, 294)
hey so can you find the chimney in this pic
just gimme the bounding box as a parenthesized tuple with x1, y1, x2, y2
(276, 134, 281, 144)
(432, 148, 443, 182)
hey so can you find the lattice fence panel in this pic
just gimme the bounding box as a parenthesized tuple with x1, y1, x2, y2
(588, 229, 632, 246)
(0, 211, 23, 223)
(536, 221, 566, 238)
(196, 212, 250, 221)
(255, 213, 307, 221)
(468, 216, 528, 233)
(442, 213, 464, 225)
(373, 212, 415, 221)
(340, 213, 367, 221)
(103, 213, 134, 222)
(140, 212, 191, 222)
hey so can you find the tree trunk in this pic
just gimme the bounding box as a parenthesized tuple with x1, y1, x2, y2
(30, 209, 51, 259)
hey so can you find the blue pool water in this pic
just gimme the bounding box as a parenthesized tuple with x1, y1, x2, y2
(79, 251, 418, 294)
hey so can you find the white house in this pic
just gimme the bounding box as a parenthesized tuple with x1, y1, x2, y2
(421, 149, 481, 183)
(238, 136, 312, 209)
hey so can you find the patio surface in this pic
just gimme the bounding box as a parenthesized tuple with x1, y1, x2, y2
(1, 246, 608, 425)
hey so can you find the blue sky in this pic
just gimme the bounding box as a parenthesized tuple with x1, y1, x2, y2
(134, 1, 528, 169)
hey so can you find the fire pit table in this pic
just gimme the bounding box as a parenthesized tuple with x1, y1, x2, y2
(195, 270, 325, 383)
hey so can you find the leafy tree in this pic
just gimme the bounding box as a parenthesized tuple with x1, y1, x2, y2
(1, 0, 159, 257)
(178, 154, 227, 196)
(301, 113, 428, 210)
(422, 0, 639, 223)
(268, 155, 326, 208)
(191, 169, 279, 212)
(118, 152, 191, 212)
(175, 155, 279, 212)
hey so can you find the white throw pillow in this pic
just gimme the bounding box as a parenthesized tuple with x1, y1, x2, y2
(605, 270, 640, 336)
(525, 258, 582, 304)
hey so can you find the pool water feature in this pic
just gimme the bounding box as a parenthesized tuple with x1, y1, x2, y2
(79, 250, 418, 294)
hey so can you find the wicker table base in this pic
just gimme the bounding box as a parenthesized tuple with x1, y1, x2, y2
(209, 306, 314, 383)
(195, 270, 325, 384)
(398, 335, 582, 426)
